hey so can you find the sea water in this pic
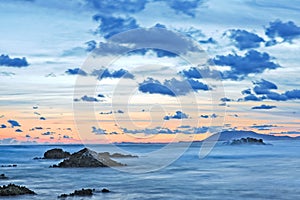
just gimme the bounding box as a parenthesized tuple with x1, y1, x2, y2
(0, 141, 299, 199)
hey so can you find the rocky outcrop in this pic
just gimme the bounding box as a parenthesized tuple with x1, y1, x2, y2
(51, 148, 124, 168)
(225, 137, 267, 145)
(110, 152, 138, 158)
(58, 188, 110, 198)
(58, 188, 94, 198)
(0, 174, 8, 179)
(101, 188, 110, 193)
(43, 148, 71, 159)
(0, 184, 36, 196)
(0, 164, 17, 168)
(98, 152, 138, 158)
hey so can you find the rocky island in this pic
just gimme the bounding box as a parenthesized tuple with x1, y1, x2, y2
(51, 148, 126, 168)
(34, 148, 71, 159)
(58, 188, 94, 198)
(43, 148, 71, 159)
(225, 137, 267, 145)
(58, 188, 110, 198)
(0, 184, 36, 196)
(0, 174, 8, 180)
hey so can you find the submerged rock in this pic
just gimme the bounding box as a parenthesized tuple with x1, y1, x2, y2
(0, 184, 36, 196)
(0, 164, 17, 168)
(110, 153, 138, 158)
(58, 188, 94, 198)
(225, 137, 267, 145)
(98, 152, 138, 158)
(43, 148, 71, 159)
(52, 148, 124, 168)
(0, 174, 8, 180)
(101, 188, 110, 193)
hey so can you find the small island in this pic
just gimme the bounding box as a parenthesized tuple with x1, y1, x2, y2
(0, 184, 36, 196)
(58, 188, 94, 198)
(34, 148, 71, 160)
(51, 148, 126, 168)
(58, 188, 110, 198)
(225, 137, 267, 145)
(0, 174, 8, 180)
(43, 148, 71, 159)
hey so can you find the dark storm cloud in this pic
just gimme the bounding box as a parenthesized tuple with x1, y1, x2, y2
(265, 20, 300, 46)
(86, 0, 203, 18)
(227, 29, 264, 50)
(91, 68, 134, 80)
(284, 89, 300, 99)
(253, 79, 278, 95)
(0, 54, 29, 67)
(220, 97, 233, 102)
(179, 67, 202, 79)
(0, 124, 7, 128)
(109, 27, 203, 56)
(99, 110, 124, 115)
(199, 37, 217, 44)
(41, 131, 54, 135)
(179, 67, 222, 80)
(240, 80, 300, 101)
(92, 126, 107, 134)
(212, 50, 281, 80)
(241, 94, 265, 101)
(93, 15, 139, 39)
(250, 124, 277, 130)
(7, 120, 21, 127)
(121, 125, 213, 135)
(86, 0, 148, 14)
(85, 40, 97, 51)
(163, 111, 189, 120)
(165, 0, 203, 17)
(122, 127, 176, 134)
(128, 48, 178, 57)
(241, 89, 252, 95)
(80, 95, 99, 102)
(200, 115, 209, 118)
(139, 78, 175, 96)
(138, 77, 210, 97)
(252, 104, 277, 110)
(65, 68, 87, 76)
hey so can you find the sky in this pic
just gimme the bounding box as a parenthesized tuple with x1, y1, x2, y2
(0, 0, 300, 144)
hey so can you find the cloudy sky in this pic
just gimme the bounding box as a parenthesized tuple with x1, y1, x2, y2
(0, 0, 300, 144)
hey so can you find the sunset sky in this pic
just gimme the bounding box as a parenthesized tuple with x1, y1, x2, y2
(0, 0, 300, 144)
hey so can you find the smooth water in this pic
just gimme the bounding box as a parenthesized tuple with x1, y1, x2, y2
(0, 141, 300, 199)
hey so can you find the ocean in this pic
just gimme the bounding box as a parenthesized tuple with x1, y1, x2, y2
(0, 141, 300, 199)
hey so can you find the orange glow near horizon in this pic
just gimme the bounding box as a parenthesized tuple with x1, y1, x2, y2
(1, 106, 299, 144)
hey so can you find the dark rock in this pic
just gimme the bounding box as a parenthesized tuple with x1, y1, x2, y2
(110, 153, 138, 158)
(43, 148, 71, 159)
(52, 148, 124, 168)
(1, 164, 17, 168)
(58, 193, 68, 198)
(98, 152, 138, 158)
(0, 184, 36, 196)
(58, 188, 94, 198)
(225, 137, 267, 145)
(73, 188, 93, 196)
(0, 174, 8, 180)
(98, 152, 110, 157)
(101, 188, 110, 193)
